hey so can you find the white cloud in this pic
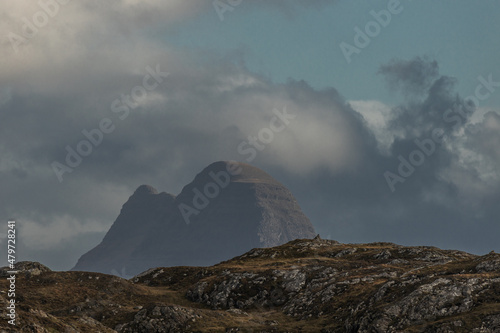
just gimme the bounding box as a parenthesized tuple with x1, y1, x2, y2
(264, 105, 364, 174)
(469, 106, 500, 125)
(18, 215, 109, 250)
(348, 100, 394, 155)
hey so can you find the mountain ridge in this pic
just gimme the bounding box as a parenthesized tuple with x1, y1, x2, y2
(72, 161, 316, 276)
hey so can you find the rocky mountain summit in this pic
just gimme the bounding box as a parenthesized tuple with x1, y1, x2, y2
(72, 161, 316, 276)
(1, 237, 500, 332)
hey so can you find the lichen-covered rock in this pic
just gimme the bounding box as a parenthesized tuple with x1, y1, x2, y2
(352, 277, 498, 331)
(115, 305, 201, 333)
(0, 261, 51, 278)
(476, 255, 500, 273)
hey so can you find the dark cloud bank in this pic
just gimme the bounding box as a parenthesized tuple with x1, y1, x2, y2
(1, 31, 498, 271)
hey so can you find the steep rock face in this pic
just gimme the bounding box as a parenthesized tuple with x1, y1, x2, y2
(170, 161, 316, 266)
(72, 185, 183, 276)
(72, 161, 315, 276)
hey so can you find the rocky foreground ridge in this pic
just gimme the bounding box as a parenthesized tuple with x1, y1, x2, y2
(1, 237, 500, 332)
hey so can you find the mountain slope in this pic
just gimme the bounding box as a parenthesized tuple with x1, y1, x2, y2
(72, 161, 316, 276)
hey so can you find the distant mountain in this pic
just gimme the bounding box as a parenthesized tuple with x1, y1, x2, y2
(3, 238, 500, 332)
(72, 161, 316, 276)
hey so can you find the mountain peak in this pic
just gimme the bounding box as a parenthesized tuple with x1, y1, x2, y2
(73, 161, 315, 276)
(199, 160, 283, 185)
(132, 184, 158, 196)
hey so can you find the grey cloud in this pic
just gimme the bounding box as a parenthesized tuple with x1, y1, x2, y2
(1, 0, 498, 271)
(0, 47, 373, 270)
(283, 57, 500, 256)
(378, 56, 440, 97)
(466, 111, 500, 166)
(2, 54, 499, 270)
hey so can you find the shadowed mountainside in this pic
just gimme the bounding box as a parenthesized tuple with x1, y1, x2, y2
(72, 161, 316, 276)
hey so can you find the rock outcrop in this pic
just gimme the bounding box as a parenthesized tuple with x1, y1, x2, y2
(0, 261, 51, 278)
(72, 161, 316, 276)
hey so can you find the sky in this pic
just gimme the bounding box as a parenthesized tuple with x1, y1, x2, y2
(1, 0, 499, 271)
